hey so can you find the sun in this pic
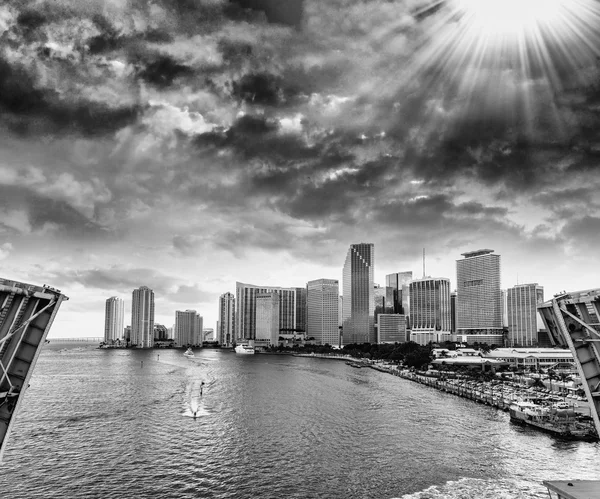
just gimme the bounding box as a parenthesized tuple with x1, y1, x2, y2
(453, 0, 567, 38)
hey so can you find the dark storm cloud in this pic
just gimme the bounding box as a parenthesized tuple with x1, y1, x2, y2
(0, 57, 140, 137)
(229, 0, 304, 27)
(136, 54, 194, 88)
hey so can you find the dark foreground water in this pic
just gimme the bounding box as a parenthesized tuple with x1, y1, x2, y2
(1, 344, 599, 499)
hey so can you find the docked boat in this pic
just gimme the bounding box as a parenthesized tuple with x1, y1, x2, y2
(509, 400, 597, 441)
(234, 344, 255, 355)
(183, 347, 194, 357)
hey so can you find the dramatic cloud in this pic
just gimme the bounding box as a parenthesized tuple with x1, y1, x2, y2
(1, 0, 599, 334)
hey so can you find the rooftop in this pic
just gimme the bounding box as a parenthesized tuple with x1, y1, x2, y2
(543, 480, 600, 499)
(460, 249, 495, 258)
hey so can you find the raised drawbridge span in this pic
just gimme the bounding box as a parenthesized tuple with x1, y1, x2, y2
(0, 278, 68, 461)
(538, 289, 600, 499)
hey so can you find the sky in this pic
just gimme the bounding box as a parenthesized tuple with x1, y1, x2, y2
(1, 0, 600, 338)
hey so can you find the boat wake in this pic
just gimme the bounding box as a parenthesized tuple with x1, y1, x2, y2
(394, 477, 548, 499)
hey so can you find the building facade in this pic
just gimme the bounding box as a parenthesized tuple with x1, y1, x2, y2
(104, 296, 124, 343)
(154, 323, 168, 341)
(256, 292, 280, 346)
(342, 243, 375, 344)
(218, 292, 235, 347)
(175, 309, 202, 346)
(294, 287, 307, 333)
(385, 271, 412, 315)
(377, 314, 407, 343)
(456, 249, 502, 334)
(409, 277, 452, 333)
(507, 283, 544, 346)
(131, 286, 155, 348)
(307, 279, 340, 346)
(235, 283, 302, 341)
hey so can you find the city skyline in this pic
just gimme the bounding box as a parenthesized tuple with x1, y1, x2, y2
(0, 1, 599, 339)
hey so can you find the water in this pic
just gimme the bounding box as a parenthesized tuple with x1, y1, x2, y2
(1, 344, 599, 498)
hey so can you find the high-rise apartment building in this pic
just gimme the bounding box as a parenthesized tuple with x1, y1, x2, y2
(131, 286, 155, 348)
(450, 291, 457, 334)
(307, 279, 339, 346)
(342, 243, 375, 344)
(409, 277, 451, 333)
(104, 297, 124, 343)
(378, 314, 407, 343)
(374, 284, 386, 325)
(154, 324, 168, 340)
(256, 292, 280, 345)
(385, 271, 412, 315)
(175, 309, 202, 346)
(456, 249, 502, 334)
(507, 283, 544, 346)
(218, 292, 235, 346)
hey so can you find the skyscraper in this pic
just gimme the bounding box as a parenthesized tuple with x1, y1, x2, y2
(175, 309, 202, 346)
(218, 292, 235, 347)
(104, 297, 124, 343)
(342, 243, 375, 344)
(307, 279, 339, 346)
(235, 282, 301, 341)
(385, 271, 412, 314)
(456, 249, 502, 335)
(409, 277, 451, 333)
(131, 286, 155, 348)
(256, 292, 280, 346)
(507, 283, 544, 346)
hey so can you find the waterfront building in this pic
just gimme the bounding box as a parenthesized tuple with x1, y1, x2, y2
(175, 309, 202, 347)
(295, 287, 307, 333)
(218, 292, 235, 346)
(456, 249, 502, 335)
(104, 297, 124, 343)
(342, 243, 375, 344)
(307, 279, 339, 346)
(235, 282, 302, 341)
(203, 328, 214, 342)
(507, 283, 544, 347)
(124, 325, 131, 342)
(409, 277, 452, 333)
(482, 347, 573, 371)
(256, 292, 280, 346)
(154, 323, 168, 341)
(131, 286, 155, 348)
(378, 314, 407, 343)
(385, 271, 412, 315)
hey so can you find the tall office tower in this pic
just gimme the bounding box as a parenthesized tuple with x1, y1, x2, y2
(409, 277, 451, 332)
(175, 310, 198, 346)
(131, 286, 155, 348)
(235, 283, 300, 340)
(507, 283, 544, 346)
(307, 279, 340, 346)
(256, 292, 280, 345)
(124, 325, 131, 342)
(456, 249, 502, 335)
(342, 243, 375, 344)
(378, 314, 407, 343)
(385, 271, 413, 314)
(218, 292, 235, 346)
(294, 287, 307, 333)
(104, 297, 124, 343)
(450, 292, 457, 334)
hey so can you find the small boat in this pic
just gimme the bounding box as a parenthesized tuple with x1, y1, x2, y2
(183, 347, 194, 357)
(234, 344, 255, 355)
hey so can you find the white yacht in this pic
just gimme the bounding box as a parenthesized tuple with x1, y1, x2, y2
(183, 347, 194, 357)
(234, 344, 255, 355)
